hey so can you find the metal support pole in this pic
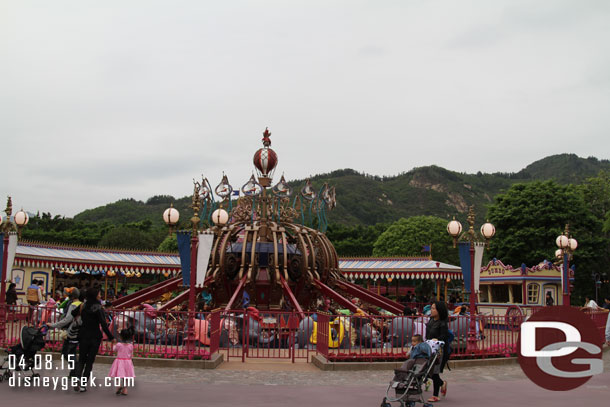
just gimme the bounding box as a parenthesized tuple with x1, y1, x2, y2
(51, 269, 56, 301)
(185, 234, 199, 358)
(436, 280, 441, 301)
(467, 244, 477, 352)
(0, 233, 10, 345)
(562, 253, 570, 307)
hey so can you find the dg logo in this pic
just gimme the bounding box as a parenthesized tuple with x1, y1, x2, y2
(518, 306, 604, 391)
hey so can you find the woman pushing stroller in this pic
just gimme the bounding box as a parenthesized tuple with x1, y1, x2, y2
(425, 301, 449, 403)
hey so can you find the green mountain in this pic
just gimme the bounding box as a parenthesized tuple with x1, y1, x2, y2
(73, 154, 610, 227)
(516, 154, 610, 183)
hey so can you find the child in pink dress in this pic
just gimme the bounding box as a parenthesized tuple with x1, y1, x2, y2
(109, 327, 135, 396)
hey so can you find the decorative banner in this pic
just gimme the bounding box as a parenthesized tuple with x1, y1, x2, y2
(458, 242, 472, 293)
(6, 234, 18, 275)
(176, 231, 192, 286)
(474, 242, 485, 294)
(0, 233, 18, 284)
(0, 233, 3, 282)
(196, 233, 214, 287)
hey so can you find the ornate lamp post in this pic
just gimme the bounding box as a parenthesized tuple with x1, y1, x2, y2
(591, 272, 606, 305)
(555, 224, 576, 307)
(1, 197, 29, 345)
(447, 206, 495, 351)
(163, 188, 230, 356)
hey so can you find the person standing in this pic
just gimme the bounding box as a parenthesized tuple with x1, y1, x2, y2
(545, 292, 554, 306)
(47, 288, 81, 361)
(6, 283, 18, 318)
(109, 327, 136, 396)
(73, 288, 115, 392)
(582, 296, 601, 310)
(426, 301, 449, 403)
(26, 279, 42, 322)
(36, 279, 46, 303)
(6, 283, 17, 306)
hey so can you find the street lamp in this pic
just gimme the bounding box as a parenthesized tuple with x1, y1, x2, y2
(555, 224, 576, 307)
(163, 177, 224, 357)
(591, 272, 606, 304)
(162, 203, 179, 234)
(1, 197, 28, 345)
(447, 206, 495, 352)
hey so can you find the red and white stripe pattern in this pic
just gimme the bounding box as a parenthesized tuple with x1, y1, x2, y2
(253, 147, 278, 176)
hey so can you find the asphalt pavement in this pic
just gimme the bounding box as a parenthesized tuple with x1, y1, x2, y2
(1, 351, 608, 406)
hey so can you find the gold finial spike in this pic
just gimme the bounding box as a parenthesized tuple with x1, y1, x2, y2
(467, 205, 476, 242)
(5, 196, 12, 217)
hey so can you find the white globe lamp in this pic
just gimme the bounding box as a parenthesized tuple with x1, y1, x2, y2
(480, 222, 495, 239)
(211, 209, 229, 226)
(14, 209, 29, 227)
(447, 218, 462, 237)
(555, 235, 569, 249)
(163, 205, 180, 226)
(568, 238, 578, 251)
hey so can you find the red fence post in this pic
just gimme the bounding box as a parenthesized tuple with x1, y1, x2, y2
(316, 313, 329, 360)
(242, 311, 248, 363)
(209, 309, 220, 356)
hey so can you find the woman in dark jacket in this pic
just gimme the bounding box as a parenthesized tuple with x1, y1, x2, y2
(6, 283, 18, 305)
(73, 288, 115, 392)
(426, 301, 449, 402)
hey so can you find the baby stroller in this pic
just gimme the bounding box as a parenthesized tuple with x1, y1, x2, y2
(380, 341, 444, 407)
(0, 325, 47, 382)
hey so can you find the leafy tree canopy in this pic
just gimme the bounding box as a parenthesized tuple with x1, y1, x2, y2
(157, 234, 178, 252)
(487, 180, 607, 302)
(372, 216, 458, 265)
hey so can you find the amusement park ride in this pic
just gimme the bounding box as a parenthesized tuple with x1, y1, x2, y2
(110, 129, 404, 329)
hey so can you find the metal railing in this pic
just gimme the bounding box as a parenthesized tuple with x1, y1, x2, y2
(0, 303, 219, 360)
(2, 303, 607, 363)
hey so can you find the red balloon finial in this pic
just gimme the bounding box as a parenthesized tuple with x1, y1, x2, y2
(253, 127, 278, 177)
(262, 127, 272, 147)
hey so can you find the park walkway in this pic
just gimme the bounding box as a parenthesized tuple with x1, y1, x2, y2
(1, 350, 608, 406)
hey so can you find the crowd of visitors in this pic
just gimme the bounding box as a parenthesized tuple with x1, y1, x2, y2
(4, 283, 136, 394)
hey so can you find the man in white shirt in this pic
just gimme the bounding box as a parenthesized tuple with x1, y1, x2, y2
(583, 296, 601, 310)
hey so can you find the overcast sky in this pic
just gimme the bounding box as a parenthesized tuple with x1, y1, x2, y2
(1, 1, 609, 217)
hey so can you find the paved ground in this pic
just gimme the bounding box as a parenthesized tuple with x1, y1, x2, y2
(1, 351, 609, 406)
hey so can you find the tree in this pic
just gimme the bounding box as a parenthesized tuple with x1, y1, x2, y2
(372, 216, 458, 265)
(98, 222, 165, 251)
(487, 181, 607, 302)
(158, 234, 178, 252)
(581, 171, 610, 300)
(326, 223, 388, 257)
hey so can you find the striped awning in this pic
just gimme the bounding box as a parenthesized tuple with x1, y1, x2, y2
(15, 242, 181, 276)
(339, 257, 462, 280)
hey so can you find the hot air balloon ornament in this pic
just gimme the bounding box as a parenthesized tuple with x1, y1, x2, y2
(253, 127, 278, 186)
